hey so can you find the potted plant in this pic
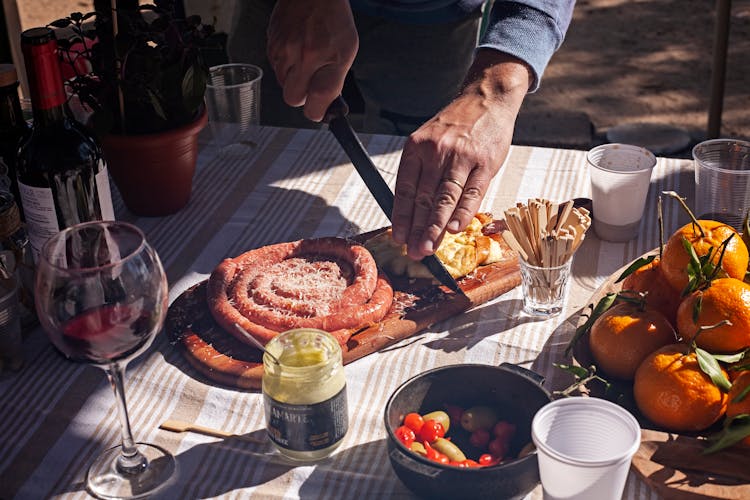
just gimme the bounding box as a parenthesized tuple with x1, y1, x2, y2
(51, 0, 215, 216)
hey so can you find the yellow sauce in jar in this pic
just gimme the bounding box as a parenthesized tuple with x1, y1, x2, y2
(262, 328, 348, 461)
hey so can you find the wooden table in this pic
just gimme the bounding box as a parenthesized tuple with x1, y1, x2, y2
(0, 126, 696, 499)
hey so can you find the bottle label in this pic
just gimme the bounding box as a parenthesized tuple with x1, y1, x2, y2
(95, 166, 115, 221)
(17, 180, 59, 262)
(264, 386, 348, 452)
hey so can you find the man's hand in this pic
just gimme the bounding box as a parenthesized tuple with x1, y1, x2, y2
(391, 50, 533, 260)
(266, 0, 359, 121)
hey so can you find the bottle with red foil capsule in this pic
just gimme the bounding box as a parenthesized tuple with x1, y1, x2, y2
(16, 27, 115, 262)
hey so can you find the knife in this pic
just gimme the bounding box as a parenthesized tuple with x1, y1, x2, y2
(324, 96, 464, 295)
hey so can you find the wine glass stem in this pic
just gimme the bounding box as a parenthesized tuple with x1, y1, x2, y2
(105, 361, 147, 475)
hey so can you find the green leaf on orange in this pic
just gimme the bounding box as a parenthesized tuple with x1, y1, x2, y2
(696, 347, 732, 392)
(565, 292, 617, 357)
(615, 255, 656, 283)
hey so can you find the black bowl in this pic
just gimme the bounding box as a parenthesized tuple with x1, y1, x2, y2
(384, 363, 552, 499)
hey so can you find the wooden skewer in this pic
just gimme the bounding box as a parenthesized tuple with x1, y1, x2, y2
(160, 419, 264, 444)
(502, 230, 529, 261)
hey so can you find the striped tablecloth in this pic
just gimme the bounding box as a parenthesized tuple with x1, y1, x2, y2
(1, 126, 695, 499)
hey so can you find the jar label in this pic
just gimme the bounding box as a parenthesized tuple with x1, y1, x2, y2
(264, 386, 348, 452)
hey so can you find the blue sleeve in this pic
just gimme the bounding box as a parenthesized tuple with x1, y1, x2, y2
(478, 1, 575, 92)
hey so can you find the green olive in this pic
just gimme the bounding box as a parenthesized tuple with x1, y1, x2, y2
(432, 438, 466, 462)
(460, 406, 498, 432)
(410, 441, 427, 456)
(421, 410, 451, 433)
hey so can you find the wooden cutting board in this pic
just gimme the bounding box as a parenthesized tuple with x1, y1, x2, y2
(166, 228, 521, 390)
(571, 252, 750, 499)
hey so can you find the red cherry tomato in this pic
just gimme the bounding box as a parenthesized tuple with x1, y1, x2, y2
(395, 425, 415, 447)
(492, 421, 517, 442)
(423, 441, 440, 460)
(478, 453, 495, 466)
(403, 412, 424, 433)
(488, 437, 508, 458)
(469, 428, 491, 449)
(450, 460, 469, 468)
(422, 441, 450, 464)
(418, 419, 445, 443)
(463, 459, 481, 468)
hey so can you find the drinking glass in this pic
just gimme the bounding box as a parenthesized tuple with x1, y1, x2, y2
(34, 221, 173, 499)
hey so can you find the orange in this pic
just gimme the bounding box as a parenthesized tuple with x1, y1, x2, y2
(661, 220, 748, 293)
(634, 343, 728, 432)
(726, 371, 750, 446)
(676, 277, 750, 353)
(589, 302, 677, 380)
(621, 257, 681, 326)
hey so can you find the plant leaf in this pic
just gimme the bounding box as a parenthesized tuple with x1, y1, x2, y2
(692, 294, 702, 323)
(712, 350, 747, 364)
(616, 255, 656, 283)
(704, 414, 750, 454)
(729, 361, 750, 372)
(147, 89, 166, 121)
(696, 347, 732, 392)
(553, 363, 591, 379)
(732, 384, 750, 404)
(49, 18, 72, 29)
(565, 292, 617, 357)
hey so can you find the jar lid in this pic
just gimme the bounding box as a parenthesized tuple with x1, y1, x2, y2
(0, 64, 18, 87)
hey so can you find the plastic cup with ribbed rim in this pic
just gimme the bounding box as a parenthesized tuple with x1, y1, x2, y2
(531, 397, 641, 500)
(206, 63, 263, 155)
(587, 143, 656, 242)
(693, 138, 750, 230)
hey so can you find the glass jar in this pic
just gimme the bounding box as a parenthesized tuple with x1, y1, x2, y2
(262, 328, 348, 461)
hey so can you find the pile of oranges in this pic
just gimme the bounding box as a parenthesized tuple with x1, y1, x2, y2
(585, 215, 750, 436)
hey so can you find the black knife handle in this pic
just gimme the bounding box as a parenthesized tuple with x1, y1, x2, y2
(324, 96, 350, 123)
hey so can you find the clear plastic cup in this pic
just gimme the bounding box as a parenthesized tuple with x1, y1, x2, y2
(206, 63, 263, 155)
(532, 397, 641, 500)
(588, 143, 656, 242)
(693, 138, 750, 230)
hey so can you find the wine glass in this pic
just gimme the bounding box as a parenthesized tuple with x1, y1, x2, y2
(34, 221, 173, 499)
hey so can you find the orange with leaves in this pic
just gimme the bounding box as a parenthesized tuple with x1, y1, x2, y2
(661, 220, 748, 293)
(621, 257, 681, 326)
(676, 277, 750, 353)
(589, 301, 676, 380)
(633, 343, 728, 432)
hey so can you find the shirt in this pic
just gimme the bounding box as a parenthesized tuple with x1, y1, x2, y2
(349, 0, 576, 91)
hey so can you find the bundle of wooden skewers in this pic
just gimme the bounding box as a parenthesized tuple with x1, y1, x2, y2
(502, 198, 592, 312)
(502, 198, 592, 268)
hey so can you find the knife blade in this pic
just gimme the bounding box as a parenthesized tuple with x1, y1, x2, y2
(324, 96, 464, 296)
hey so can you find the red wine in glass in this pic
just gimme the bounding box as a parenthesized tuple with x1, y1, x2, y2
(53, 304, 157, 365)
(35, 221, 173, 499)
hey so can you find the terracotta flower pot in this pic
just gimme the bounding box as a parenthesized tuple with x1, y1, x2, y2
(101, 107, 208, 216)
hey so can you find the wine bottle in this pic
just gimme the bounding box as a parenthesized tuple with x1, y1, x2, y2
(17, 27, 115, 262)
(0, 64, 29, 216)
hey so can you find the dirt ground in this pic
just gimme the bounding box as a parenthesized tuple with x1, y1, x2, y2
(16, 0, 750, 150)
